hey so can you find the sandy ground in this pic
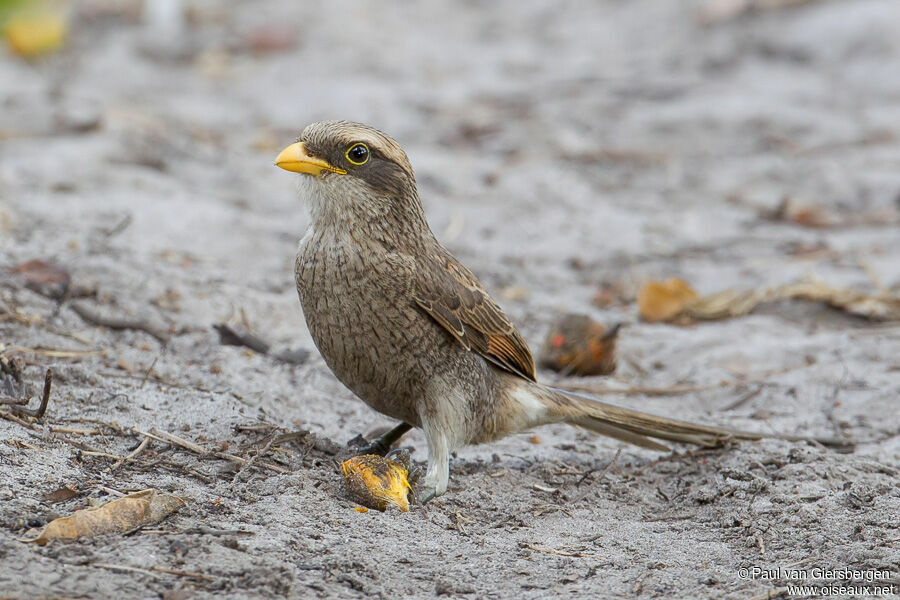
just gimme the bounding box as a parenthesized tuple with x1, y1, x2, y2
(1, 0, 899, 598)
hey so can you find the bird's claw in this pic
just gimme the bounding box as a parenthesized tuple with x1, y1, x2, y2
(416, 484, 437, 505)
(346, 433, 391, 457)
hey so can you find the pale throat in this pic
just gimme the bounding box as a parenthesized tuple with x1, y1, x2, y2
(297, 176, 390, 231)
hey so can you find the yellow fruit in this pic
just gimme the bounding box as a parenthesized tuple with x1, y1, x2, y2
(341, 454, 411, 512)
(5, 10, 66, 58)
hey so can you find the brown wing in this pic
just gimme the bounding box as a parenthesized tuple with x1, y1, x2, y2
(414, 249, 536, 381)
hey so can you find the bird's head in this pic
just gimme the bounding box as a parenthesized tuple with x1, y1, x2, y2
(275, 121, 426, 234)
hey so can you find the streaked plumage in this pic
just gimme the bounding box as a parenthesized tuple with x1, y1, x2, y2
(277, 121, 831, 502)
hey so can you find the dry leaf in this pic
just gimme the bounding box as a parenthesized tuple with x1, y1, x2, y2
(644, 278, 900, 324)
(341, 454, 411, 512)
(637, 278, 699, 322)
(23, 489, 186, 545)
(539, 313, 620, 376)
(43, 485, 79, 504)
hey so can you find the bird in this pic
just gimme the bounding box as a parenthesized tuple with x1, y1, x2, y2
(274, 121, 839, 503)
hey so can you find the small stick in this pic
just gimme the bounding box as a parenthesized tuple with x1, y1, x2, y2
(0, 397, 29, 406)
(141, 428, 208, 454)
(140, 357, 159, 389)
(91, 563, 161, 579)
(213, 323, 270, 354)
(232, 434, 278, 484)
(10, 369, 52, 419)
(150, 566, 215, 581)
(49, 427, 100, 435)
(721, 385, 764, 411)
(138, 428, 289, 474)
(518, 542, 589, 557)
(577, 448, 621, 487)
(111, 435, 152, 472)
(81, 451, 129, 461)
(97, 485, 127, 497)
(70, 302, 169, 343)
(0, 410, 34, 428)
(7, 346, 104, 359)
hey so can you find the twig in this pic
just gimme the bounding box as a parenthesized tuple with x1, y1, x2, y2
(10, 369, 52, 418)
(138, 428, 208, 453)
(6, 346, 104, 359)
(0, 397, 28, 406)
(149, 566, 216, 581)
(137, 428, 289, 474)
(721, 385, 764, 411)
(577, 448, 621, 488)
(111, 435, 152, 472)
(213, 323, 309, 365)
(232, 434, 278, 484)
(48, 427, 100, 435)
(213, 323, 270, 354)
(81, 451, 129, 461)
(180, 526, 254, 536)
(532, 483, 558, 493)
(140, 357, 159, 389)
(70, 302, 170, 343)
(518, 542, 590, 557)
(91, 563, 161, 579)
(97, 485, 127, 497)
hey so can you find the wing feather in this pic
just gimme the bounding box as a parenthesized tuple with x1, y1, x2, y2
(414, 249, 536, 381)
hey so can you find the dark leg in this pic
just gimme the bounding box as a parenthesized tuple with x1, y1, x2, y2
(347, 422, 413, 456)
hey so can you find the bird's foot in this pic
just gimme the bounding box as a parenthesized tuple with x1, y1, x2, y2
(344, 422, 413, 457)
(346, 433, 392, 457)
(415, 484, 437, 505)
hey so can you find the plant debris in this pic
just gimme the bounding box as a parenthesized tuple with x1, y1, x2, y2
(71, 301, 171, 343)
(638, 278, 900, 324)
(11, 259, 71, 299)
(637, 278, 699, 323)
(539, 313, 620, 376)
(341, 452, 412, 512)
(0, 356, 52, 419)
(213, 322, 309, 365)
(23, 489, 187, 545)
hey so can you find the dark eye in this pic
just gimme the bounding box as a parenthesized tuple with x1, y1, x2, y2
(345, 143, 370, 165)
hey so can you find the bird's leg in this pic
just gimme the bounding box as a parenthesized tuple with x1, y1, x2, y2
(347, 422, 412, 456)
(417, 424, 450, 504)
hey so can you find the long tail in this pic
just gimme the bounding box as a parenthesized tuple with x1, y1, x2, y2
(516, 381, 848, 451)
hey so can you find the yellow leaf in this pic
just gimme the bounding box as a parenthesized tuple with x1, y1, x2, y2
(637, 278, 699, 322)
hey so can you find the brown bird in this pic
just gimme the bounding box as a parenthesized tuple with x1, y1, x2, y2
(274, 121, 836, 502)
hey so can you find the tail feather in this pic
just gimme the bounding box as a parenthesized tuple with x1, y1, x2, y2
(504, 379, 850, 450)
(530, 384, 849, 451)
(572, 417, 671, 451)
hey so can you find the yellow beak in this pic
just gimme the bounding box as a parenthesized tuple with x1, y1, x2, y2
(274, 142, 347, 175)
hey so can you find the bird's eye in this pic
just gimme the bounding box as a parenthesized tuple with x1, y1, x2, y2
(345, 143, 370, 165)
